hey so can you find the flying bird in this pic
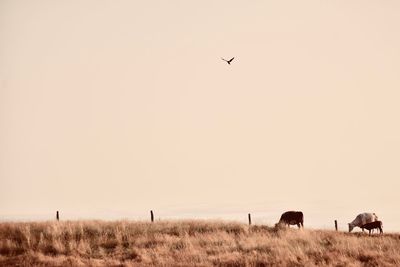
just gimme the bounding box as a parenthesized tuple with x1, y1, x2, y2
(221, 57, 235, 65)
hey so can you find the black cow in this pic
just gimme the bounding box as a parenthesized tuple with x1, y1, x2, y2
(361, 220, 383, 235)
(278, 211, 304, 228)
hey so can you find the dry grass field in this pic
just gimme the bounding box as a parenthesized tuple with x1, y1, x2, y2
(1, 220, 399, 266)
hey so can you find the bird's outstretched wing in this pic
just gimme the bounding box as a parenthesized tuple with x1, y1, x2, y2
(221, 57, 228, 62)
(228, 57, 235, 63)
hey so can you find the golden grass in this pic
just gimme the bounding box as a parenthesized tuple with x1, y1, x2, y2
(1, 220, 399, 266)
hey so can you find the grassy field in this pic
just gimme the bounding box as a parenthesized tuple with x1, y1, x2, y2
(1, 220, 399, 266)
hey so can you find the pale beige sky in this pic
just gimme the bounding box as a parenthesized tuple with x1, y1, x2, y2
(1, 0, 400, 230)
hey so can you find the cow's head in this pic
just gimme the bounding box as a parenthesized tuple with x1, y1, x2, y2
(348, 223, 354, 232)
(275, 222, 285, 230)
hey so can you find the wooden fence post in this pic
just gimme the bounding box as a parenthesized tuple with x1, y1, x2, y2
(335, 220, 338, 231)
(56, 211, 59, 221)
(248, 213, 252, 225)
(150, 210, 154, 222)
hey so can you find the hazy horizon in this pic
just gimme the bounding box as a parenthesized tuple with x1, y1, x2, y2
(1, 1, 400, 232)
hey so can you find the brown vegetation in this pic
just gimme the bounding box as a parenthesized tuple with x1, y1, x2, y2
(1, 220, 399, 266)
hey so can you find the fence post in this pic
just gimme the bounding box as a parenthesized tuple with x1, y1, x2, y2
(150, 210, 154, 222)
(56, 211, 59, 221)
(335, 220, 338, 231)
(248, 213, 252, 225)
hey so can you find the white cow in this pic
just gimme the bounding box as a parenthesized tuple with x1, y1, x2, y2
(348, 213, 378, 232)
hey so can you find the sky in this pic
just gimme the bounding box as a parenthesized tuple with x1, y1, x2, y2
(1, 0, 400, 231)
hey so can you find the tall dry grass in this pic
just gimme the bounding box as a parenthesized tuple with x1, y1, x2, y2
(1, 220, 399, 266)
